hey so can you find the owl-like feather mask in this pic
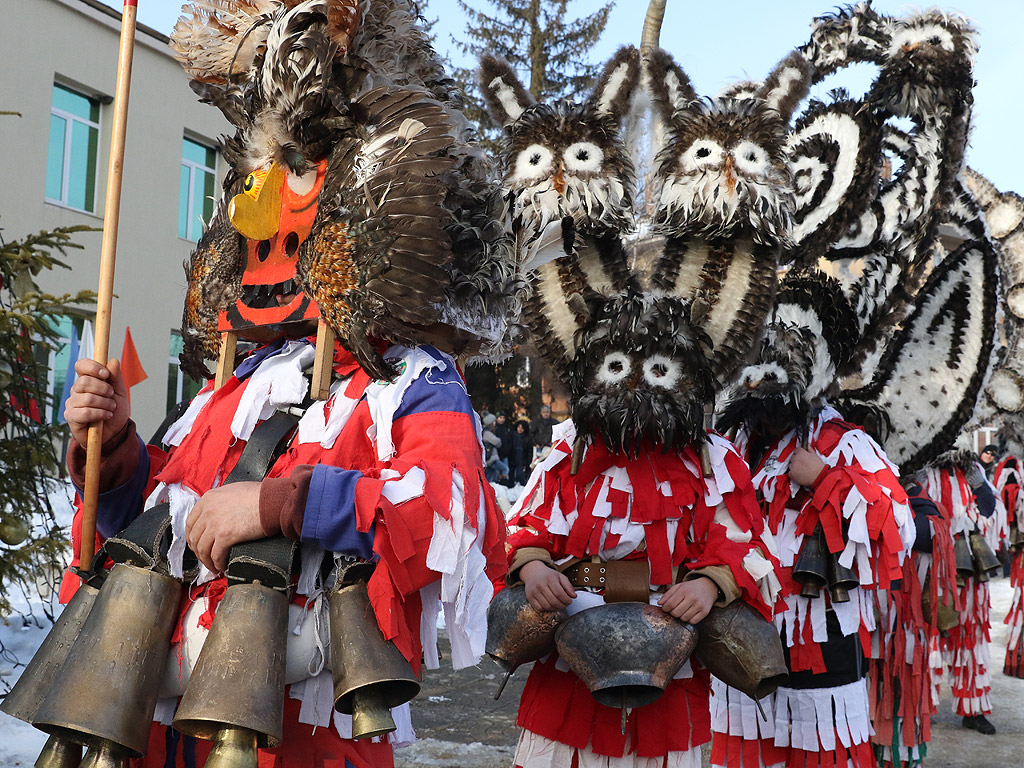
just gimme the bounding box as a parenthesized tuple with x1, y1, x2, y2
(570, 293, 715, 457)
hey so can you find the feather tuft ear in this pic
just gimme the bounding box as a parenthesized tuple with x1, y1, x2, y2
(590, 46, 641, 122)
(755, 50, 813, 122)
(479, 55, 535, 126)
(645, 47, 697, 123)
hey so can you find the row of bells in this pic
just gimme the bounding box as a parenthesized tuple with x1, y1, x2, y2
(486, 586, 790, 733)
(1, 563, 419, 768)
(791, 525, 859, 603)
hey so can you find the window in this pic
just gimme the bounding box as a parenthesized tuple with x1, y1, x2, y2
(46, 83, 100, 212)
(167, 330, 204, 412)
(179, 137, 217, 241)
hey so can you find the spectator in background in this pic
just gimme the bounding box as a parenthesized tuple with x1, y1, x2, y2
(979, 444, 999, 477)
(529, 404, 558, 449)
(510, 419, 534, 486)
(495, 412, 513, 469)
(482, 413, 509, 485)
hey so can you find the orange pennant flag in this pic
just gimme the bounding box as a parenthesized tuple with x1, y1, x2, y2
(120, 326, 148, 398)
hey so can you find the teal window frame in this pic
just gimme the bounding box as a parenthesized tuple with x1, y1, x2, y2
(46, 83, 101, 213)
(179, 136, 218, 241)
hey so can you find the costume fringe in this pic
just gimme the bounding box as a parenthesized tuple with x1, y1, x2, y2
(1003, 552, 1024, 677)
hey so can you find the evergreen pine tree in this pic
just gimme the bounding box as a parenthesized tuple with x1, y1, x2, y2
(451, 0, 613, 147)
(0, 222, 95, 621)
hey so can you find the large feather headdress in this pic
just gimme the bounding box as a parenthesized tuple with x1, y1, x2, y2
(172, 0, 516, 380)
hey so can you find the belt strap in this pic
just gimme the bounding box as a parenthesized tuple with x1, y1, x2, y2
(563, 560, 652, 603)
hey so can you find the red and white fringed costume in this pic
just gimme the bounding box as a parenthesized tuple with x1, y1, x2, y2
(867, 481, 952, 768)
(995, 456, 1024, 677)
(710, 407, 915, 768)
(63, 341, 506, 768)
(918, 464, 1005, 717)
(506, 422, 781, 768)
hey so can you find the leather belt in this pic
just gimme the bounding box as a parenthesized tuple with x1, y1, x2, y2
(563, 560, 652, 604)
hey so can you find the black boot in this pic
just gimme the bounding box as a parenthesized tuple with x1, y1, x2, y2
(962, 714, 996, 735)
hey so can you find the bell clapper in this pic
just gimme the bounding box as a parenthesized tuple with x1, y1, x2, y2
(756, 698, 768, 722)
(494, 668, 514, 700)
(351, 688, 397, 740)
(620, 691, 629, 734)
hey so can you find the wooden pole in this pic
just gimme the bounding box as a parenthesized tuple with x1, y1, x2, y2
(79, 0, 139, 575)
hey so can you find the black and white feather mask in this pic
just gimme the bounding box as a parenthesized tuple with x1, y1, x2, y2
(570, 292, 715, 457)
(718, 272, 857, 435)
(647, 48, 812, 248)
(480, 47, 640, 245)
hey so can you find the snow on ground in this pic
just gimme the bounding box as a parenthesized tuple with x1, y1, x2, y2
(394, 737, 516, 767)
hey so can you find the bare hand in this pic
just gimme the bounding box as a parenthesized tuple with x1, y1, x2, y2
(64, 358, 129, 445)
(789, 447, 827, 487)
(521, 560, 576, 611)
(658, 577, 718, 623)
(185, 482, 265, 573)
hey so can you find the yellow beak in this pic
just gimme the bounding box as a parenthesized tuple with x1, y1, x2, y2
(228, 162, 286, 240)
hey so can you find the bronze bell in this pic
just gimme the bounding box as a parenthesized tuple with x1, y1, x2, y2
(695, 602, 789, 700)
(1010, 526, 1024, 552)
(330, 580, 421, 739)
(953, 532, 974, 587)
(173, 581, 289, 765)
(792, 526, 828, 598)
(919, 577, 959, 631)
(486, 585, 567, 699)
(78, 741, 129, 768)
(969, 530, 1001, 581)
(826, 553, 859, 604)
(33, 734, 83, 768)
(555, 602, 698, 722)
(1, 582, 99, 724)
(33, 564, 181, 760)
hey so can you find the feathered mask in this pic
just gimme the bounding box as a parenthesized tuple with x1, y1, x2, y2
(172, 0, 514, 380)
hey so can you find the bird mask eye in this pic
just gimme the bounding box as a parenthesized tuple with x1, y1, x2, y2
(732, 141, 771, 176)
(562, 142, 604, 173)
(513, 144, 555, 181)
(596, 351, 632, 385)
(642, 355, 682, 388)
(241, 168, 270, 200)
(682, 139, 724, 171)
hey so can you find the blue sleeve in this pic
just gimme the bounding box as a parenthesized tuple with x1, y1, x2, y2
(301, 465, 376, 558)
(91, 436, 151, 539)
(973, 480, 997, 519)
(910, 496, 937, 553)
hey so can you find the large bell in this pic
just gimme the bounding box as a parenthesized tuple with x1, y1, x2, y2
(826, 553, 859, 604)
(1010, 526, 1024, 552)
(33, 734, 83, 768)
(969, 531, 1001, 581)
(32, 564, 180, 759)
(695, 602, 789, 700)
(555, 602, 698, 710)
(486, 585, 567, 699)
(329, 581, 421, 739)
(173, 581, 289, 762)
(954, 532, 975, 586)
(920, 579, 960, 632)
(1, 583, 99, 724)
(792, 526, 828, 598)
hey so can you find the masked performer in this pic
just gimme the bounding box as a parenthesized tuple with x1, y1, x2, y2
(56, 1, 515, 766)
(997, 451, 1024, 678)
(476, 0, 833, 753)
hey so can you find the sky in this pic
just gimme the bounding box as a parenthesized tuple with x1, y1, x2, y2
(105, 0, 1024, 192)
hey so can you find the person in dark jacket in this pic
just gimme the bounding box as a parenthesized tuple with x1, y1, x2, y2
(529, 405, 558, 449)
(509, 420, 534, 486)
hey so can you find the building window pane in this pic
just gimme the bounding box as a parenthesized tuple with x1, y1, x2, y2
(39, 315, 86, 426)
(179, 136, 217, 242)
(46, 115, 67, 200)
(46, 83, 100, 213)
(167, 330, 203, 412)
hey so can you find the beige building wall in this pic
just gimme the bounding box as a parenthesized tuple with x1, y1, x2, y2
(0, 0, 228, 438)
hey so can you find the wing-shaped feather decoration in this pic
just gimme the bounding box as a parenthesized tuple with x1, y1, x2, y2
(845, 238, 999, 474)
(786, 98, 885, 264)
(297, 87, 458, 378)
(180, 197, 243, 381)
